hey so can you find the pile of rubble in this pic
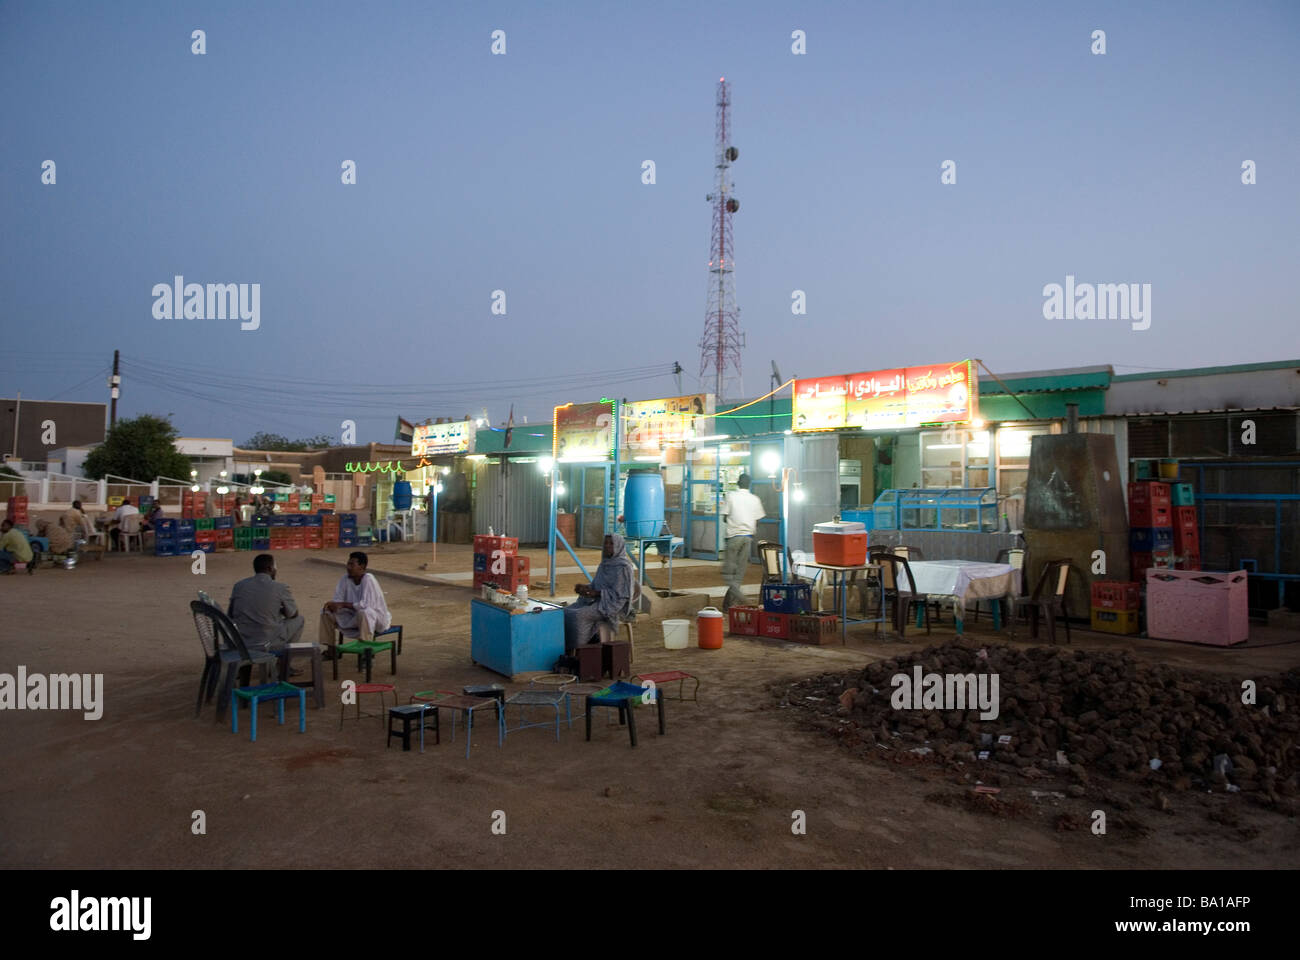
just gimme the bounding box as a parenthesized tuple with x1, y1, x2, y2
(782, 643, 1299, 805)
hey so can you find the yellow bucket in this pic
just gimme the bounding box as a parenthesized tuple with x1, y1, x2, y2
(1158, 459, 1180, 479)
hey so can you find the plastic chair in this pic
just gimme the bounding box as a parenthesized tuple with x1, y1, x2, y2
(875, 553, 932, 637)
(972, 548, 1025, 622)
(191, 600, 279, 721)
(756, 540, 784, 584)
(1009, 559, 1073, 644)
(118, 513, 143, 553)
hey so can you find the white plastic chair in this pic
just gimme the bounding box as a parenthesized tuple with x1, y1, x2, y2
(119, 513, 143, 553)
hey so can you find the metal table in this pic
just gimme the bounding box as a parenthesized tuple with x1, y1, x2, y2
(624, 535, 685, 593)
(503, 689, 572, 742)
(801, 561, 886, 645)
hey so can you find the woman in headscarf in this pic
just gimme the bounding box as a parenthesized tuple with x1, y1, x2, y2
(564, 533, 638, 652)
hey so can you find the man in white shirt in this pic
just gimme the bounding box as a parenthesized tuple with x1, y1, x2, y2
(110, 497, 140, 550)
(720, 473, 766, 610)
(319, 551, 392, 658)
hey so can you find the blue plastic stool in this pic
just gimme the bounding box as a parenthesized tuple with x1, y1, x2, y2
(231, 681, 306, 742)
(585, 681, 665, 748)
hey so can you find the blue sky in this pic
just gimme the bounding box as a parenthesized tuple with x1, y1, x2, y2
(2, 0, 1296, 444)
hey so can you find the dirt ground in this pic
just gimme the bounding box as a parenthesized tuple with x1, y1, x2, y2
(1, 541, 1297, 869)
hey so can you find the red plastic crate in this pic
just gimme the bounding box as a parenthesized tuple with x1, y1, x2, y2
(1129, 501, 1172, 527)
(728, 605, 762, 636)
(472, 535, 518, 556)
(759, 611, 789, 639)
(1173, 525, 1200, 553)
(789, 613, 839, 645)
(1173, 505, 1198, 533)
(1131, 550, 1173, 577)
(270, 540, 289, 550)
(194, 530, 216, 543)
(1090, 580, 1141, 611)
(1128, 481, 1171, 507)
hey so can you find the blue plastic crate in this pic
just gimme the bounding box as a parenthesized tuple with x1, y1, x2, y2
(473, 552, 488, 572)
(762, 582, 813, 615)
(269, 515, 288, 526)
(337, 513, 356, 524)
(286, 514, 305, 527)
(177, 519, 196, 533)
(356, 535, 372, 546)
(156, 518, 177, 533)
(1130, 527, 1174, 552)
(154, 544, 177, 557)
(304, 515, 323, 527)
(252, 539, 270, 550)
(214, 516, 234, 529)
(177, 538, 196, 551)
(338, 537, 357, 548)
(197, 541, 215, 554)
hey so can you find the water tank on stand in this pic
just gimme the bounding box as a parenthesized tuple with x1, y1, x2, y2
(623, 470, 665, 538)
(392, 480, 413, 511)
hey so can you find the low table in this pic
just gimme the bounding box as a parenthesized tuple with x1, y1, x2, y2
(388, 704, 438, 752)
(411, 691, 504, 758)
(504, 689, 572, 742)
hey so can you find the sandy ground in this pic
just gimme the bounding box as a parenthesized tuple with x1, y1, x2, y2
(1, 541, 1297, 869)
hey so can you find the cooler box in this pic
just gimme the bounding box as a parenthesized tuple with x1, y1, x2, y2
(812, 521, 868, 566)
(1146, 569, 1248, 646)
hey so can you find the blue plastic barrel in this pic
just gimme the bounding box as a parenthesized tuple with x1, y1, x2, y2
(623, 470, 665, 538)
(391, 480, 413, 511)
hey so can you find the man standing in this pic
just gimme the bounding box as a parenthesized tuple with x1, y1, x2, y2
(720, 473, 766, 611)
(228, 553, 304, 655)
(319, 551, 391, 659)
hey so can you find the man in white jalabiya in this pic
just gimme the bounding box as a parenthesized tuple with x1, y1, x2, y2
(319, 551, 392, 659)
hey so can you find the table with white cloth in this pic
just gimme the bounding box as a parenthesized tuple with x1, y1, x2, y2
(901, 560, 1015, 635)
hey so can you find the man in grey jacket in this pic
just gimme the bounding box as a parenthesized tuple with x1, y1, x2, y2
(228, 553, 304, 654)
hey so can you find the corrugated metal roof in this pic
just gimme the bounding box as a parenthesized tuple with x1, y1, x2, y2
(1111, 359, 1300, 382)
(1115, 406, 1299, 417)
(980, 367, 1112, 395)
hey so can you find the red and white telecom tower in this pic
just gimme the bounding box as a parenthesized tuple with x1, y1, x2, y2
(698, 77, 743, 401)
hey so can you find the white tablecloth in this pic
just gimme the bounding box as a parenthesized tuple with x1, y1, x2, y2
(901, 560, 1015, 619)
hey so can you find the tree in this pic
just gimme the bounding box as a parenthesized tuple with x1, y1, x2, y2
(242, 432, 334, 451)
(83, 414, 192, 482)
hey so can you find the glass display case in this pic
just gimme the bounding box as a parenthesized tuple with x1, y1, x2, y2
(872, 487, 999, 532)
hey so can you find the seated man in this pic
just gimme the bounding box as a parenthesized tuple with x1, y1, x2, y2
(228, 553, 304, 656)
(0, 518, 35, 573)
(110, 497, 139, 549)
(141, 501, 164, 533)
(35, 517, 74, 557)
(318, 551, 391, 658)
(564, 533, 638, 653)
(61, 500, 89, 539)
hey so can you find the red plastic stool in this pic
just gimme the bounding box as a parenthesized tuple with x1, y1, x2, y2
(340, 682, 396, 728)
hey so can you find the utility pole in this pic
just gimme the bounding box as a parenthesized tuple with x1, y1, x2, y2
(109, 350, 120, 428)
(673, 361, 683, 395)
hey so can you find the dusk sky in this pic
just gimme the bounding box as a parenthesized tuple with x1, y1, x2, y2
(2, 1, 1297, 445)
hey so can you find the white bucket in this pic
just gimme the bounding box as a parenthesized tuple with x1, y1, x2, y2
(662, 619, 690, 649)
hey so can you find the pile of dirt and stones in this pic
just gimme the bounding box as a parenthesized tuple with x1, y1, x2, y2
(778, 642, 1299, 813)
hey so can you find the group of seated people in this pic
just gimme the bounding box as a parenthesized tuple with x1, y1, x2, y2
(222, 550, 392, 671)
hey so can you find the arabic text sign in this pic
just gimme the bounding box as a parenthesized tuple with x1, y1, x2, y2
(412, 420, 475, 457)
(794, 360, 974, 431)
(793, 376, 849, 431)
(623, 394, 713, 451)
(554, 401, 614, 460)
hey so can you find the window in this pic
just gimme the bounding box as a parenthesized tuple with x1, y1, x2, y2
(919, 429, 991, 489)
(996, 425, 1052, 497)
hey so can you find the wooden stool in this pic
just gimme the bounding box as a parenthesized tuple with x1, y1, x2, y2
(602, 640, 631, 680)
(388, 704, 438, 751)
(574, 644, 603, 682)
(278, 643, 325, 709)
